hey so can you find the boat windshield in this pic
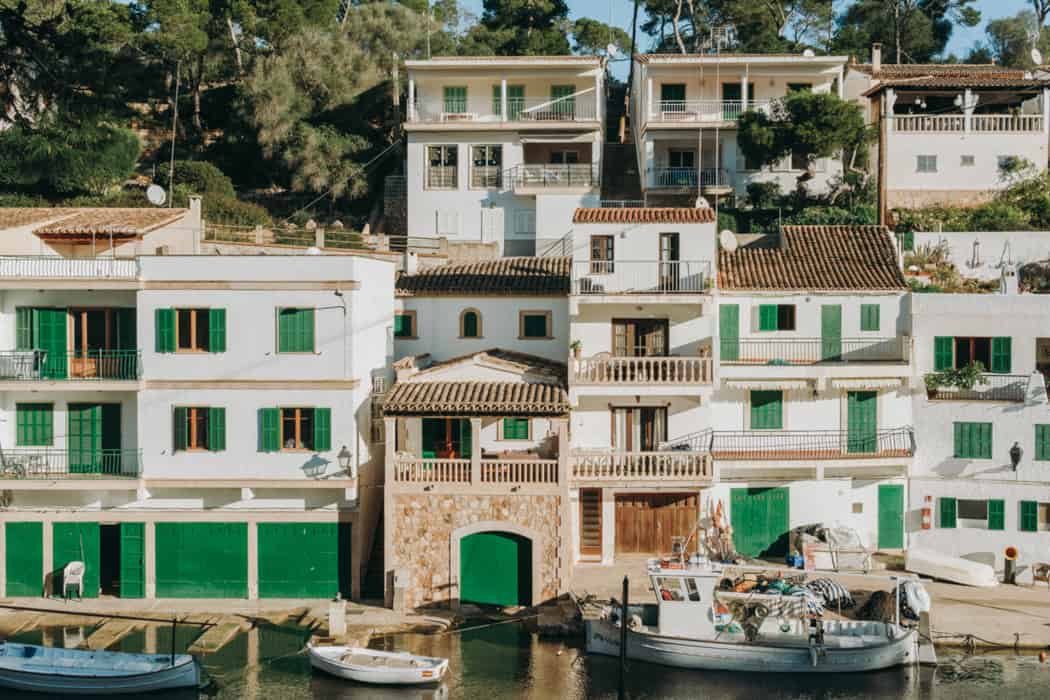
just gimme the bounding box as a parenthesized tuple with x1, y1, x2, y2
(655, 577, 685, 602)
(683, 577, 701, 601)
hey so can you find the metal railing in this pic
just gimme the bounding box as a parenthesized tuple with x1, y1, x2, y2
(392, 458, 470, 483)
(894, 114, 1044, 133)
(481, 460, 558, 484)
(652, 99, 771, 122)
(925, 373, 1029, 402)
(571, 451, 712, 482)
(409, 95, 599, 123)
(0, 448, 142, 478)
(650, 167, 732, 189)
(710, 427, 915, 460)
(573, 356, 713, 385)
(599, 200, 646, 208)
(721, 337, 910, 364)
(425, 166, 457, 189)
(572, 260, 710, 294)
(509, 164, 598, 189)
(0, 256, 138, 279)
(0, 350, 141, 381)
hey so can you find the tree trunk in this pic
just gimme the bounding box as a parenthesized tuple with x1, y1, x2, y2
(672, 0, 687, 54)
(227, 16, 243, 74)
(894, 0, 901, 64)
(191, 56, 203, 131)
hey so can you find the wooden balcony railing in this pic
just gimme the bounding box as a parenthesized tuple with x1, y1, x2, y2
(721, 337, 909, 364)
(572, 450, 712, 482)
(0, 449, 142, 479)
(573, 356, 712, 385)
(710, 428, 915, 460)
(926, 373, 1029, 402)
(0, 350, 141, 381)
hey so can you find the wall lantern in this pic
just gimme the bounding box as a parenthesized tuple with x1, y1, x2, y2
(1010, 442, 1023, 471)
(338, 445, 353, 475)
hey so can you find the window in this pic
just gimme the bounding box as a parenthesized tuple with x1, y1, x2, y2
(426, 145, 458, 189)
(519, 311, 552, 339)
(954, 422, 992, 459)
(514, 210, 536, 236)
(590, 235, 614, 273)
(957, 499, 987, 521)
(750, 390, 783, 430)
(550, 85, 576, 119)
(934, 336, 1011, 372)
(1036, 425, 1050, 461)
(860, 304, 880, 332)
(277, 308, 315, 353)
(660, 83, 686, 104)
(656, 577, 684, 601)
(173, 406, 225, 452)
(684, 577, 701, 601)
(459, 309, 482, 339)
(917, 155, 937, 173)
(16, 403, 52, 446)
(961, 155, 975, 166)
(394, 311, 416, 339)
(951, 498, 1004, 530)
(612, 407, 667, 451)
(1020, 501, 1050, 532)
(758, 304, 795, 331)
(258, 407, 331, 452)
(739, 147, 761, 172)
(939, 497, 956, 528)
(442, 86, 467, 114)
(492, 84, 524, 119)
(470, 145, 502, 188)
(156, 308, 225, 353)
(501, 417, 531, 440)
(790, 149, 807, 171)
(550, 149, 580, 164)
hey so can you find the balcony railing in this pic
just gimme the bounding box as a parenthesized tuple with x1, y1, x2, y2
(925, 373, 1029, 402)
(573, 356, 712, 385)
(0, 449, 142, 479)
(409, 95, 599, 123)
(572, 260, 710, 295)
(393, 458, 470, 483)
(894, 113, 1044, 133)
(650, 167, 732, 190)
(392, 457, 559, 485)
(721, 337, 910, 365)
(710, 428, 915, 460)
(0, 256, 138, 279)
(651, 99, 771, 122)
(0, 350, 141, 381)
(509, 164, 598, 190)
(572, 451, 712, 482)
(481, 459, 558, 484)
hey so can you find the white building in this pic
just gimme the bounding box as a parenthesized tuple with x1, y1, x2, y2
(630, 53, 848, 204)
(404, 56, 605, 255)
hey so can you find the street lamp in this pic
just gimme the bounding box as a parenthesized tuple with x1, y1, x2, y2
(1010, 442, 1023, 471)
(337, 445, 353, 477)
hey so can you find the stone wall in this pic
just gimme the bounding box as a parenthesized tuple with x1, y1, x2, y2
(391, 493, 562, 610)
(888, 189, 996, 210)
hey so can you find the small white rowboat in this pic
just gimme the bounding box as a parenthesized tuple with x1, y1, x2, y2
(0, 642, 201, 695)
(308, 644, 448, 685)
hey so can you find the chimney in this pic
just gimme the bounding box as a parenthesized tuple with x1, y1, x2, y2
(872, 43, 882, 72)
(403, 250, 419, 275)
(1001, 265, 1020, 295)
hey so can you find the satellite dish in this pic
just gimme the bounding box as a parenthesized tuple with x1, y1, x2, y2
(146, 184, 167, 206)
(802, 49, 815, 57)
(606, 43, 619, 58)
(719, 229, 738, 252)
(1032, 48, 1043, 65)
(305, 246, 322, 256)
(694, 196, 710, 208)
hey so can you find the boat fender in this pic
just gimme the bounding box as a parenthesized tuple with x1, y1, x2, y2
(629, 614, 643, 630)
(903, 581, 931, 614)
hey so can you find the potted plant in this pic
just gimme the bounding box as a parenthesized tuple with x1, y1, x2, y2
(570, 340, 582, 359)
(925, 362, 988, 399)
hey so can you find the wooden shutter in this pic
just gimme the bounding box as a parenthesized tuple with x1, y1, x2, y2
(1020, 501, 1039, 532)
(15, 307, 33, 350)
(758, 305, 777, 331)
(987, 499, 1005, 530)
(954, 422, 990, 458)
(208, 309, 226, 353)
(301, 309, 315, 352)
(443, 86, 466, 113)
(258, 408, 279, 452)
(860, 304, 880, 331)
(155, 308, 175, 353)
(991, 337, 1012, 373)
(750, 391, 783, 430)
(313, 408, 332, 451)
(939, 497, 957, 528)
(719, 304, 739, 361)
(1036, 425, 1050, 461)
(208, 407, 226, 451)
(16, 403, 52, 446)
(934, 336, 953, 371)
(173, 406, 188, 451)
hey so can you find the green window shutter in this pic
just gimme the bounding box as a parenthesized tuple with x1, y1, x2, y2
(462, 312, 479, 338)
(902, 230, 914, 251)
(758, 304, 778, 331)
(750, 390, 783, 430)
(313, 408, 331, 451)
(503, 418, 529, 440)
(492, 85, 501, 115)
(443, 86, 466, 113)
(860, 304, 880, 331)
(278, 309, 315, 352)
(209, 407, 226, 452)
(1036, 425, 1050, 461)
(988, 499, 1005, 530)
(15, 307, 33, 350)
(939, 497, 957, 528)
(258, 408, 280, 452)
(934, 336, 953, 371)
(955, 422, 993, 458)
(208, 309, 226, 353)
(523, 314, 548, 338)
(173, 407, 188, 451)
(155, 308, 175, 353)
(1020, 501, 1039, 532)
(302, 309, 315, 351)
(16, 403, 52, 446)
(394, 314, 410, 338)
(991, 337, 1012, 373)
(719, 304, 739, 361)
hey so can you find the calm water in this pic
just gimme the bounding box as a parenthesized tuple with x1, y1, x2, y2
(6, 621, 1050, 699)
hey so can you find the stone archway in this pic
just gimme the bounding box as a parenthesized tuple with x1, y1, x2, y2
(450, 520, 543, 609)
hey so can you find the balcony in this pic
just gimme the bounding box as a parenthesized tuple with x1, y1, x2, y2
(392, 457, 559, 486)
(572, 356, 712, 385)
(0, 449, 141, 479)
(0, 256, 138, 280)
(571, 450, 713, 484)
(925, 373, 1029, 402)
(721, 337, 910, 365)
(710, 428, 915, 460)
(649, 167, 732, 193)
(893, 114, 1044, 133)
(408, 96, 598, 125)
(0, 350, 141, 381)
(508, 164, 599, 193)
(648, 99, 772, 124)
(572, 260, 710, 295)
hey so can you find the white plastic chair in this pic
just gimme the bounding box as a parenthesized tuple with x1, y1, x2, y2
(62, 561, 85, 600)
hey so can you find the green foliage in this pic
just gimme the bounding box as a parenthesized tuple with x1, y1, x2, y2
(159, 161, 236, 198)
(834, 0, 981, 64)
(967, 201, 1031, 231)
(463, 0, 570, 55)
(198, 195, 272, 226)
(572, 18, 631, 56)
(717, 210, 739, 233)
(896, 170, 1050, 232)
(745, 182, 782, 209)
(925, 363, 989, 392)
(783, 206, 878, 227)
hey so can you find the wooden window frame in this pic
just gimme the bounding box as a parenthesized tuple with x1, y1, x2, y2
(590, 235, 614, 274)
(458, 308, 482, 339)
(499, 417, 532, 441)
(519, 310, 552, 340)
(175, 308, 211, 353)
(280, 407, 315, 452)
(276, 307, 316, 354)
(177, 406, 210, 452)
(395, 310, 417, 339)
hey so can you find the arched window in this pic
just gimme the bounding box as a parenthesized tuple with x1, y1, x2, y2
(460, 309, 482, 338)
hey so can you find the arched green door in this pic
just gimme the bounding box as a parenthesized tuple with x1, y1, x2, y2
(460, 532, 531, 607)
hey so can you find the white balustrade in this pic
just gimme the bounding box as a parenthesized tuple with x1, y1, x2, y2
(572, 356, 712, 385)
(571, 451, 712, 482)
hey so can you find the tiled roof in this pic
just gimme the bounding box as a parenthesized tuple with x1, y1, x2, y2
(396, 256, 570, 297)
(33, 208, 189, 238)
(573, 207, 716, 224)
(383, 380, 569, 416)
(413, 348, 567, 381)
(718, 225, 907, 291)
(0, 208, 76, 229)
(856, 64, 1049, 93)
(636, 53, 846, 64)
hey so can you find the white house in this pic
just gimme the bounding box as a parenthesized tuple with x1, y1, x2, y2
(404, 56, 605, 255)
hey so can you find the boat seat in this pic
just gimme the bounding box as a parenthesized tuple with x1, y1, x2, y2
(343, 654, 420, 669)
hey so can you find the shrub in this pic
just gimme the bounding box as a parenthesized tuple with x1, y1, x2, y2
(201, 195, 271, 226)
(0, 123, 140, 195)
(717, 210, 739, 233)
(967, 201, 1030, 231)
(159, 161, 235, 198)
(745, 181, 781, 209)
(0, 192, 50, 207)
(783, 205, 876, 227)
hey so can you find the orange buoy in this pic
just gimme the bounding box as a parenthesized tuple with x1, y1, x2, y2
(1040, 651, 1047, 663)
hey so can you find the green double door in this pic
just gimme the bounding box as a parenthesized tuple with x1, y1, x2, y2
(846, 391, 878, 454)
(68, 403, 121, 474)
(460, 532, 532, 607)
(155, 523, 248, 598)
(730, 488, 789, 558)
(877, 485, 905, 550)
(258, 523, 349, 598)
(53, 522, 100, 598)
(5, 522, 43, 596)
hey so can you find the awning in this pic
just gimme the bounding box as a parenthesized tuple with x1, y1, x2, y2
(829, 378, 904, 391)
(723, 379, 812, 391)
(518, 133, 596, 143)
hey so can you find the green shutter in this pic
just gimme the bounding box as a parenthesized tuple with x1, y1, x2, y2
(208, 308, 226, 353)
(209, 407, 226, 452)
(846, 391, 877, 453)
(750, 390, 783, 430)
(16, 403, 52, 446)
(443, 86, 466, 113)
(278, 308, 314, 352)
(119, 522, 145, 598)
(877, 484, 905, 549)
(988, 499, 1005, 530)
(902, 230, 914, 251)
(1020, 501, 1039, 532)
(37, 308, 67, 379)
(934, 336, 953, 371)
(720, 304, 739, 361)
(821, 304, 842, 360)
(302, 309, 315, 351)
(492, 85, 501, 115)
(155, 308, 175, 353)
(459, 418, 472, 458)
(5, 522, 43, 596)
(313, 408, 331, 451)
(394, 314, 410, 338)
(940, 497, 957, 528)
(15, 307, 33, 350)
(758, 304, 777, 331)
(462, 311, 479, 338)
(551, 84, 575, 116)
(523, 314, 547, 338)
(954, 422, 992, 459)
(503, 418, 529, 440)
(991, 337, 1012, 373)
(53, 522, 100, 598)
(258, 408, 280, 452)
(173, 407, 188, 451)
(860, 304, 880, 331)
(1036, 425, 1050, 461)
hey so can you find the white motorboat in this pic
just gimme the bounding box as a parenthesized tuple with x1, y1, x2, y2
(905, 546, 998, 587)
(308, 644, 448, 685)
(0, 642, 201, 695)
(586, 558, 921, 673)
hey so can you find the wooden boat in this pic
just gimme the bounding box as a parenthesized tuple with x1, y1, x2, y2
(905, 546, 998, 587)
(308, 644, 448, 685)
(586, 558, 921, 673)
(0, 642, 201, 695)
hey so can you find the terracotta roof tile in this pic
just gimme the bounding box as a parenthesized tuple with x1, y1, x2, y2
(0, 208, 76, 229)
(33, 208, 188, 237)
(383, 380, 569, 416)
(396, 256, 569, 297)
(718, 225, 906, 291)
(572, 208, 716, 224)
(413, 348, 566, 381)
(856, 64, 1049, 94)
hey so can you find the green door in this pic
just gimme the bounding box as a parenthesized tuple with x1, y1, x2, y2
(720, 304, 740, 361)
(821, 304, 842, 361)
(847, 391, 878, 454)
(460, 532, 531, 607)
(421, 418, 444, 458)
(68, 403, 120, 474)
(551, 85, 575, 118)
(507, 85, 524, 120)
(155, 523, 248, 598)
(5, 522, 42, 596)
(53, 522, 100, 598)
(730, 488, 790, 558)
(878, 484, 905, 549)
(120, 522, 145, 599)
(258, 523, 343, 598)
(37, 308, 67, 379)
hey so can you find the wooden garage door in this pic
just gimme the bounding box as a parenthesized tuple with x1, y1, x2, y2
(614, 493, 698, 555)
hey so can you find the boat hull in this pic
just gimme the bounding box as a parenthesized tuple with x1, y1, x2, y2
(586, 619, 918, 673)
(0, 653, 200, 695)
(308, 646, 448, 686)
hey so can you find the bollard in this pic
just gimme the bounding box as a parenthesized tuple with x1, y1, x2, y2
(328, 594, 347, 637)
